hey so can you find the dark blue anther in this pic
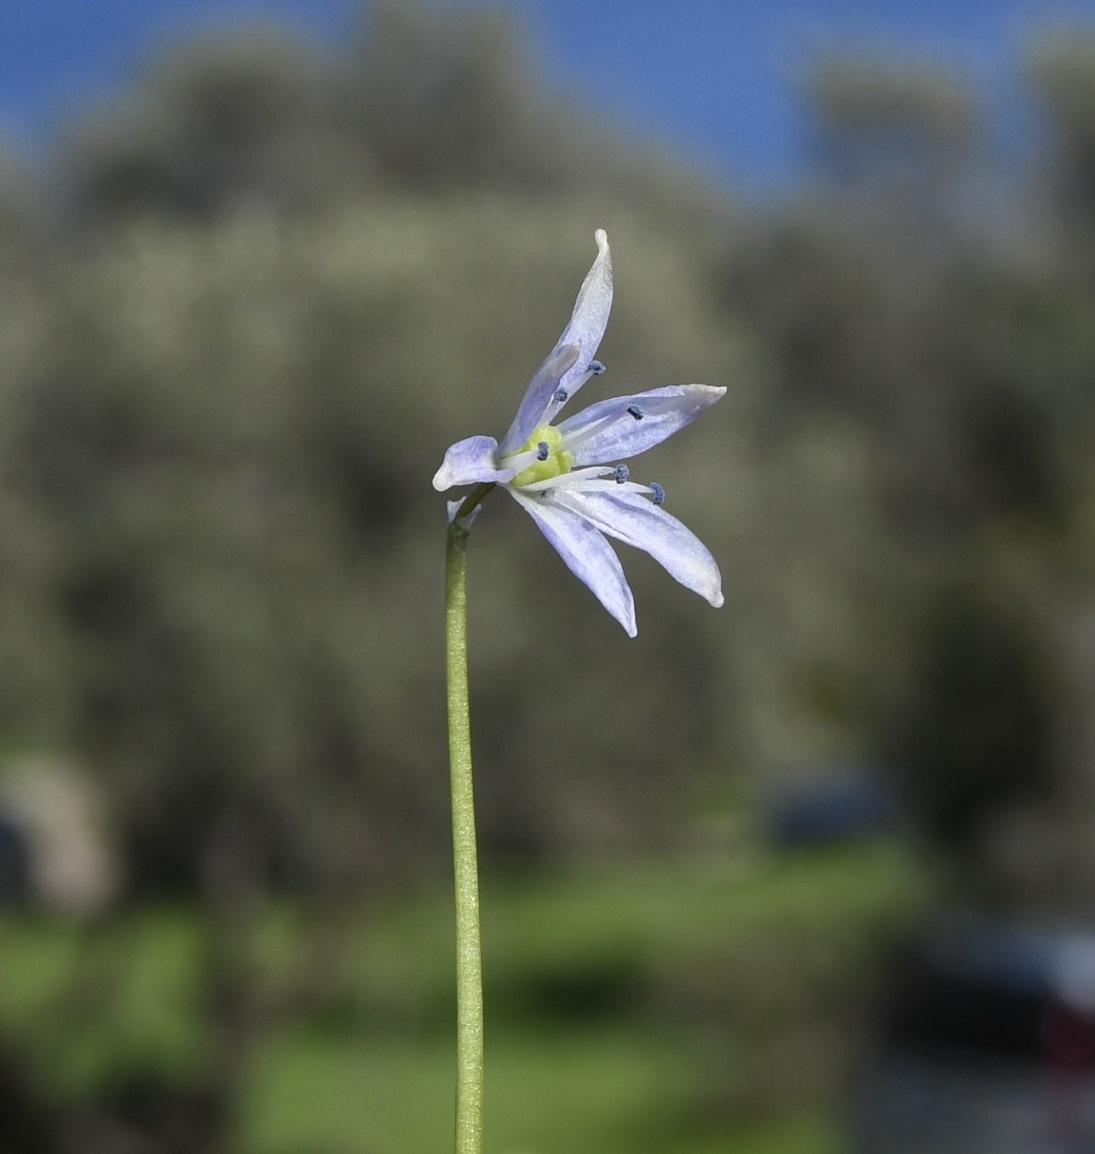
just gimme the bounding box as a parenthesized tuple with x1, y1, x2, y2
(553, 387, 568, 403)
(614, 464, 630, 484)
(627, 404, 644, 420)
(651, 482, 665, 506)
(589, 360, 606, 376)
(536, 441, 550, 461)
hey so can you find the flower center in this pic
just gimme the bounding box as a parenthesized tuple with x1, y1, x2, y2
(509, 424, 574, 487)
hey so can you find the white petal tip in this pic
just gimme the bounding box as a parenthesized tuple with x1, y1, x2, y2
(616, 603, 638, 637)
(432, 435, 511, 491)
(710, 590, 725, 609)
(594, 228, 608, 253)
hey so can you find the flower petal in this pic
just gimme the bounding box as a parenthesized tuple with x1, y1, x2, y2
(552, 490, 724, 608)
(509, 487, 636, 636)
(499, 230, 613, 454)
(557, 385, 726, 467)
(432, 435, 514, 491)
(497, 342, 581, 458)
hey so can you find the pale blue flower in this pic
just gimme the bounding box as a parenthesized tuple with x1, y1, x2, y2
(433, 229, 724, 637)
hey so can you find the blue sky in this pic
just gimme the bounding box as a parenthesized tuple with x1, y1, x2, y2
(5, 0, 1095, 188)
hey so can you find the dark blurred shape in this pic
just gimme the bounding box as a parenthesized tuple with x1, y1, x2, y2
(0, 810, 30, 906)
(1030, 36, 1095, 239)
(889, 921, 1095, 1057)
(886, 588, 1054, 852)
(0, 1044, 61, 1154)
(767, 772, 899, 847)
(854, 919, 1095, 1154)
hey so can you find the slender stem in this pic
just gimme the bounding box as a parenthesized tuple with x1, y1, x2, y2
(445, 516, 484, 1154)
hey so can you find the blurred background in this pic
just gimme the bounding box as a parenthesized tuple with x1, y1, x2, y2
(3, 0, 1095, 1151)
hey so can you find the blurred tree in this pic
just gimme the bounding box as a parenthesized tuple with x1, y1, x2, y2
(1029, 36, 1095, 244)
(344, 0, 554, 192)
(808, 56, 980, 237)
(61, 28, 368, 221)
(57, 0, 725, 234)
(0, 148, 41, 265)
(711, 44, 1095, 889)
(7, 0, 1095, 915)
(885, 585, 1054, 850)
(0, 194, 743, 895)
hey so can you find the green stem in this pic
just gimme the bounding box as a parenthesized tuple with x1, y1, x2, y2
(445, 514, 484, 1154)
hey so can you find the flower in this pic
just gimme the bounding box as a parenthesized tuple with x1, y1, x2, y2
(432, 229, 724, 637)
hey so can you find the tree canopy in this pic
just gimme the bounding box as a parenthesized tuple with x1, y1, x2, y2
(2, 2, 1095, 906)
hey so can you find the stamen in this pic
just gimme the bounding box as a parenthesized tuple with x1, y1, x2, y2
(553, 387, 568, 403)
(651, 482, 665, 506)
(536, 441, 550, 461)
(589, 360, 606, 376)
(501, 448, 540, 473)
(614, 464, 629, 484)
(627, 404, 644, 420)
(520, 466, 615, 493)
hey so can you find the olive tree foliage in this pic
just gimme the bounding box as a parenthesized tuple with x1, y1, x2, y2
(0, 205, 747, 893)
(58, 0, 719, 227)
(806, 55, 981, 245)
(6, 4, 1095, 902)
(715, 46, 1095, 902)
(1029, 36, 1095, 241)
(0, 0, 748, 894)
(60, 27, 358, 219)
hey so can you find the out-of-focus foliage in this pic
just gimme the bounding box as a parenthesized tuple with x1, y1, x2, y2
(720, 42, 1095, 904)
(3, 1, 741, 898)
(0, 198, 743, 893)
(2, 2, 1095, 907)
(1030, 36, 1095, 237)
(808, 55, 979, 217)
(58, 1, 720, 225)
(0, 844, 923, 1154)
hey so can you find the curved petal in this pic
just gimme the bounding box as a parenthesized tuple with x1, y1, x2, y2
(509, 488, 636, 636)
(497, 343, 581, 457)
(557, 385, 726, 467)
(553, 490, 724, 608)
(500, 230, 613, 454)
(432, 435, 514, 491)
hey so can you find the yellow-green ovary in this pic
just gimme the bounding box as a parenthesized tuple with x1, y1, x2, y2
(510, 424, 574, 486)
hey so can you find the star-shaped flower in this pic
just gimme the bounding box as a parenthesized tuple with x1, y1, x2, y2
(433, 229, 724, 637)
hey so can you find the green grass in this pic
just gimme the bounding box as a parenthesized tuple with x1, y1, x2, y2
(0, 842, 929, 1153)
(241, 1027, 694, 1154)
(239, 1027, 845, 1154)
(337, 842, 928, 1019)
(235, 842, 926, 1154)
(0, 907, 209, 1097)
